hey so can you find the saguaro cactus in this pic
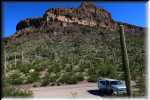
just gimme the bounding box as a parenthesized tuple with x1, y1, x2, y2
(4, 51, 7, 77)
(119, 25, 132, 96)
(15, 52, 17, 68)
(21, 51, 24, 64)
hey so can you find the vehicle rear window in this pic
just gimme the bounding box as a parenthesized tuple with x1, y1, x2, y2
(100, 81, 105, 85)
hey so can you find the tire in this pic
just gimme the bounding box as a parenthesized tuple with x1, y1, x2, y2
(110, 89, 114, 95)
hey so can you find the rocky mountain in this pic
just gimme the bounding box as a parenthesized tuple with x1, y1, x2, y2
(4, 2, 144, 44)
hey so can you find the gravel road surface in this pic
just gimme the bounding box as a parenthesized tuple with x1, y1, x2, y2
(31, 82, 102, 98)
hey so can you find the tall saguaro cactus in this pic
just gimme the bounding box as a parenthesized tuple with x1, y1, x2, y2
(4, 51, 7, 77)
(15, 52, 17, 68)
(21, 51, 24, 64)
(119, 25, 132, 96)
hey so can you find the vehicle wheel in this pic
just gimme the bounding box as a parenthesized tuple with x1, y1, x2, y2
(109, 89, 114, 95)
(99, 89, 102, 93)
(112, 91, 117, 96)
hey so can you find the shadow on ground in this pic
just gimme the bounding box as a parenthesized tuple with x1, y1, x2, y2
(87, 89, 113, 97)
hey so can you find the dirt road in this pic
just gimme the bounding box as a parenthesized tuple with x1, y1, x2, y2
(31, 82, 102, 98)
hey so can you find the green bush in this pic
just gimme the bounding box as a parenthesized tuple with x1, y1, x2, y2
(3, 86, 32, 97)
(26, 71, 39, 83)
(87, 74, 97, 82)
(6, 70, 27, 84)
(16, 63, 31, 73)
(136, 76, 146, 96)
(95, 64, 118, 79)
(56, 72, 78, 84)
(74, 72, 83, 81)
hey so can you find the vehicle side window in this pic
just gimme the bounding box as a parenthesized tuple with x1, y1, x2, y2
(106, 80, 109, 86)
(100, 81, 105, 85)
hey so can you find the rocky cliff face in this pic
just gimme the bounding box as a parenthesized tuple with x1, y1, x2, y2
(16, 2, 116, 31)
(13, 2, 145, 40)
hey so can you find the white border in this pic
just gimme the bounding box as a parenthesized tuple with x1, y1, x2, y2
(2, 1, 150, 100)
(147, 0, 150, 99)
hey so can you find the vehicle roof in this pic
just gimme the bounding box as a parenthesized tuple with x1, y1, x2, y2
(99, 78, 120, 81)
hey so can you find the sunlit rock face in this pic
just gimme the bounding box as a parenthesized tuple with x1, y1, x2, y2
(15, 1, 145, 38)
(16, 2, 117, 31)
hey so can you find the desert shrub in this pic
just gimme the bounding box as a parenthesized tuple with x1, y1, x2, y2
(66, 73, 78, 84)
(6, 69, 27, 84)
(82, 71, 90, 81)
(64, 25, 80, 33)
(49, 66, 59, 73)
(26, 70, 39, 83)
(80, 26, 92, 34)
(55, 70, 66, 84)
(56, 72, 78, 84)
(3, 86, 32, 97)
(72, 65, 80, 72)
(64, 64, 72, 72)
(87, 75, 97, 82)
(16, 63, 31, 73)
(6, 66, 39, 84)
(49, 72, 57, 82)
(31, 59, 49, 71)
(96, 64, 118, 79)
(74, 72, 83, 81)
(135, 75, 146, 96)
(40, 74, 50, 86)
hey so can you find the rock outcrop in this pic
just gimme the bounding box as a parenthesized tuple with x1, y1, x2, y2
(15, 2, 145, 37)
(16, 2, 117, 31)
(16, 17, 45, 31)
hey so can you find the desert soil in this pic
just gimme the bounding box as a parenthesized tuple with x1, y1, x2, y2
(31, 82, 101, 98)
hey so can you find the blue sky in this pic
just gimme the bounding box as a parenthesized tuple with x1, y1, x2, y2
(3, 2, 147, 37)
